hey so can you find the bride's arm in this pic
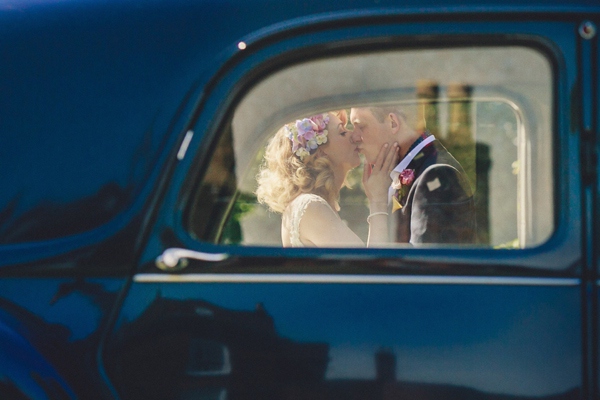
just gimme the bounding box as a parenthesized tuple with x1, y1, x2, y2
(363, 142, 398, 247)
(299, 202, 364, 247)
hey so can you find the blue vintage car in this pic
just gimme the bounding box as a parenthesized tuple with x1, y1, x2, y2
(0, 0, 597, 398)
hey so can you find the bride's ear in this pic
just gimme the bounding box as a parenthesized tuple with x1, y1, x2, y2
(315, 147, 328, 158)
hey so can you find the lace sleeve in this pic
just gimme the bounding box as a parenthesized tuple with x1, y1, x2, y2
(289, 194, 332, 247)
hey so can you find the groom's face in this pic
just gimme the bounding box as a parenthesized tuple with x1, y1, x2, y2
(349, 107, 389, 164)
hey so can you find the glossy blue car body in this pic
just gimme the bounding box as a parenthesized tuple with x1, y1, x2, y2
(0, 0, 598, 398)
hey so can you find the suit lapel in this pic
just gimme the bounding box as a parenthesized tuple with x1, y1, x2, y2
(390, 134, 438, 243)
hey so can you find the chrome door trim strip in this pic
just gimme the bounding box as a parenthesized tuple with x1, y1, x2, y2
(177, 130, 194, 160)
(134, 274, 579, 286)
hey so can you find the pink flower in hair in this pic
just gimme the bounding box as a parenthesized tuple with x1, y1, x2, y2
(310, 114, 328, 131)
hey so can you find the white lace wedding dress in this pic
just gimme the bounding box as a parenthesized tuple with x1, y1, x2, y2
(285, 193, 335, 247)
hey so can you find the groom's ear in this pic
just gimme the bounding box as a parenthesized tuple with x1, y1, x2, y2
(388, 113, 402, 133)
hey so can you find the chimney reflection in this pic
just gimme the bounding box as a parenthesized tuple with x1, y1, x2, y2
(375, 347, 396, 382)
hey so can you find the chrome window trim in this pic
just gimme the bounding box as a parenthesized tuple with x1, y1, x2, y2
(134, 274, 578, 286)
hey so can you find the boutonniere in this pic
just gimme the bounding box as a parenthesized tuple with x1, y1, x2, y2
(391, 169, 415, 213)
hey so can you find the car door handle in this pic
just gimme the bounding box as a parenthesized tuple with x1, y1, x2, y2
(155, 248, 229, 271)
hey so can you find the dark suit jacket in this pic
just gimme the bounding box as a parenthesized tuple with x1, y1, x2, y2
(391, 137, 476, 245)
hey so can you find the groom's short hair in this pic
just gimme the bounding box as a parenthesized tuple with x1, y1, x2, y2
(368, 106, 408, 123)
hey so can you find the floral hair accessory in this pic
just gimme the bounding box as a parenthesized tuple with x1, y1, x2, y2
(285, 113, 329, 161)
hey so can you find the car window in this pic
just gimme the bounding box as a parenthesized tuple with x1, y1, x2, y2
(187, 46, 553, 249)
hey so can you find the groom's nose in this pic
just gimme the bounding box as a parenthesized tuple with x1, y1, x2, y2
(350, 129, 362, 144)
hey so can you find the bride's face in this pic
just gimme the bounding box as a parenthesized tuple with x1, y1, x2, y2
(322, 113, 361, 171)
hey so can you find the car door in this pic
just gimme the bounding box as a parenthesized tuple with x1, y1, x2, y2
(102, 10, 590, 400)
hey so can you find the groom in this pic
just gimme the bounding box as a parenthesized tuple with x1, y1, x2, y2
(350, 106, 476, 245)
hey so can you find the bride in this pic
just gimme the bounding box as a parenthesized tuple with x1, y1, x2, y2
(256, 110, 398, 247)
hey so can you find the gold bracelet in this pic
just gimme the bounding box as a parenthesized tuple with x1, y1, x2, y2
(366, 211, 389, 224)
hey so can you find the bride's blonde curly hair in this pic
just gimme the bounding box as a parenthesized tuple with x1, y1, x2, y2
(256, 111, 346, 213)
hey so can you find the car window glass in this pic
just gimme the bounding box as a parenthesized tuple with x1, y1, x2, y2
(187, 46, 553, 249)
